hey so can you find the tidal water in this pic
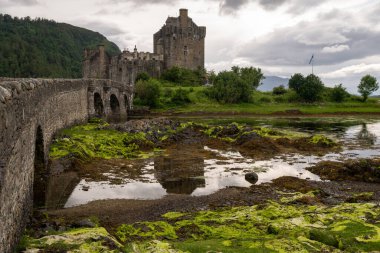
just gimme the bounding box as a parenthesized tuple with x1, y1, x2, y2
(44, 117, 380, 209)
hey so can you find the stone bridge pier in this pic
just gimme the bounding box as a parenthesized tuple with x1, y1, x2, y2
(0, 78, 132, 253)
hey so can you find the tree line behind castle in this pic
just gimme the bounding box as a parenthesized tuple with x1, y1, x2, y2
(134, 66, 379, 108)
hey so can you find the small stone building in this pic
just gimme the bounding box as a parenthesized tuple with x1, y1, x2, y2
(83, 9, 206, 86)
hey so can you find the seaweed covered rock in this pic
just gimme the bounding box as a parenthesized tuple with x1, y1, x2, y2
(272, 176, 318, 193)
(20, 227, 122, 252)
(307, 159, 380, 182)
(110, 117, 180, 133)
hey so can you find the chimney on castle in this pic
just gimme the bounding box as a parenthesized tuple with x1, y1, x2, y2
(179, 8, 188, 27)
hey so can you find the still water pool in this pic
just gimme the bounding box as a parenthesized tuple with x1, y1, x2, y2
(45, 117, 380, 208)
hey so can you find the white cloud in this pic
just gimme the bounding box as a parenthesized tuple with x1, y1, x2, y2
(322, 44, 350, 54)
(321, 63, 380, 79)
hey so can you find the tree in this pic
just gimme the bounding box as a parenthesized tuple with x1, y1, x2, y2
(298, 74, 324, 102)
(288, 73, 305, 93)
(208, 70, 251, 103)
(134, 79, 161, 108)
(330, 84, 348, 103)
(231, 66, 264, 90)
(358, 75, 379, 102)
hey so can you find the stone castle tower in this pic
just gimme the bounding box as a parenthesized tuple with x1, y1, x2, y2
(83, 9, 206, 84)
(154, 9, 206, 70)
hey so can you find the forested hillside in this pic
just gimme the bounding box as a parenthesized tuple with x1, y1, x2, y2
(0, 14, 120, 78)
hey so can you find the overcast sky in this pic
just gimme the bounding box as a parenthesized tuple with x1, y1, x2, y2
(1, 0, 380, 94)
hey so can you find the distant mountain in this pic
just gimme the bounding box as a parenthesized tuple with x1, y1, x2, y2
(258, 76, 289, 92)
(0, 14, 120, 78)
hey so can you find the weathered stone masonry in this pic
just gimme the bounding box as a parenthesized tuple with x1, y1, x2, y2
(0, 78, 132, 253)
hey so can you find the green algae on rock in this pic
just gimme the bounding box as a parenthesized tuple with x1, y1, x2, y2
(49, 119, 338, 161)
(49, 120, 152, 160)
(21, 227, 122, 252)
(115, 201, 380, 252)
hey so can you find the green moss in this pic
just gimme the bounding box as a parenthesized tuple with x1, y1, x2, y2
(22, 201, 379, 252)
(21, 227, 122, 252)
(49, 121, 151, 160)
(279, 191, 316, 203)
(162, 212, 187, 220)
(347, 192, 374, 203)
(116, 221, 178, 242)
(126, 240, 188, 253)
(309, 134, 336, 146)
(115, 201, 379, 252)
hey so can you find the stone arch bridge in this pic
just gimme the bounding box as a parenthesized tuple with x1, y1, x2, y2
(0, 78, 133, 253)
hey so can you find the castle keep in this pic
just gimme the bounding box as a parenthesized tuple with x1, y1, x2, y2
(83, 9, 206, 85)
(154, 9, 206, 70)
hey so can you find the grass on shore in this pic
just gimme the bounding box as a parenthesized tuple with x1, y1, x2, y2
(151, 86, 380, 115)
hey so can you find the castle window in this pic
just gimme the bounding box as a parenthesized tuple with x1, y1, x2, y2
(119, 68, 122, 72)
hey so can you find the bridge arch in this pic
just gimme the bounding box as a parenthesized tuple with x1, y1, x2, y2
(33, 125, 47, 208)
(94, 92, 104, 117)
(124, 95, 129, 113)
(110, 94, 120, 114)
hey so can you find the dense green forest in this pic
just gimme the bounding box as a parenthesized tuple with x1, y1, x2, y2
(0, 14, 120, 78)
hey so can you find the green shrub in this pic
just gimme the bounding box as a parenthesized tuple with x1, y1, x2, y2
(283, 90, 300, 103)
(272, 85, 287, 95)
(161, 66, 205, 86)
(330, 84, 349, 102)
(171, 88, 191, 105)
(288, 73, 325, 102)
(259, 96, 272, 103)
(135, 72, 150, 82)
(134, 79, 161, 108)
(298, 74, 325, 102)
(162, 88, 173, 98)
(273, 95, 286, 103)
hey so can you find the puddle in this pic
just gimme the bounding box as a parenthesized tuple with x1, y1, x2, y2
(46, 119, 380, 208)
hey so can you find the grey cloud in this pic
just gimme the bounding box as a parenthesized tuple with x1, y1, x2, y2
(258, 0, 287, 10)
(286, 0, 327, 14)
(218, 0, 249, 15)
(239, 10, 380, 66)
(107, 0, 177, 5)
(74, 20, 125, 36)
(218, 0, 325, 15)
(0, 0, 39, 7)
(102, 0, 314, 15)
(368, 3, 380, 23)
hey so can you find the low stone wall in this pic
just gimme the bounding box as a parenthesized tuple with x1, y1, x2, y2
(0, 78, 130, 253)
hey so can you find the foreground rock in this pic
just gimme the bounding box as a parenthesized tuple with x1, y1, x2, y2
(307, 159, 380, 183)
